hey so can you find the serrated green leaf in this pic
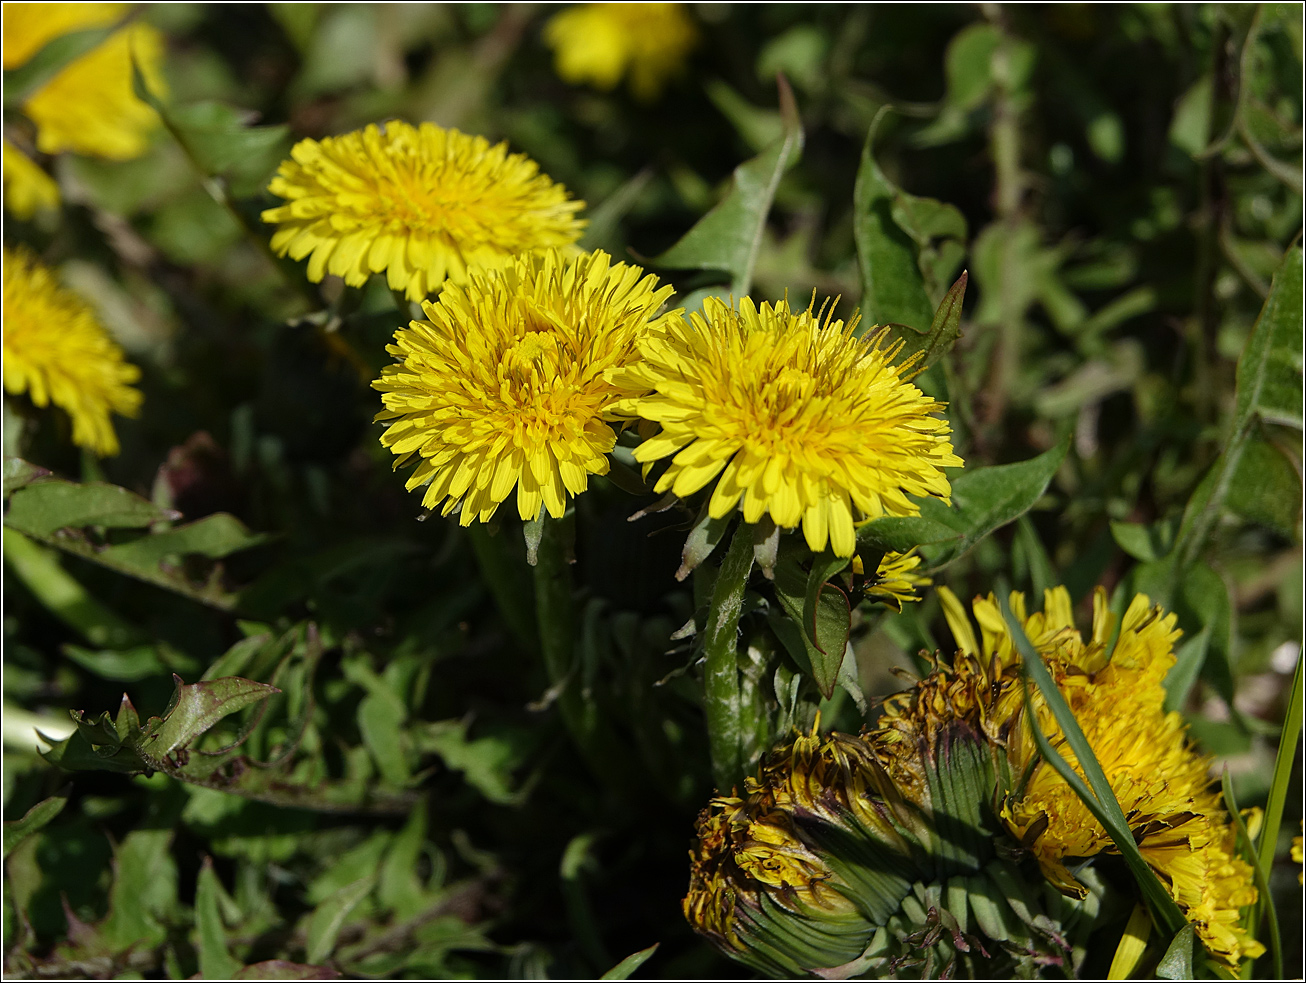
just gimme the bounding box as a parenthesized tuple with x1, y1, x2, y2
(358, 691, 410, 787)
(652, 76, 803, 295)
(1236, 245, 1304, 430)
(2, 790, 68, 858)
(4, 479, 176, 538)
(806, 584, 851, 699)
(417, 720, 528, 806)
(601, 943, 659, 980)
(919, 437, 1069, 570)
(143, 675, 281, 759)
(305, 874, 376, 965)
(854, 111, 934, 332)
(855, 515, 961, 554)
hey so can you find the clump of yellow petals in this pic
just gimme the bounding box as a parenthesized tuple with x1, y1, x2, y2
(544, 3, 698, 102)
(262, 121, 586, 301)
(937, 585, 1264, 969)
(374, 249, 676, 524)
(855, 548, 931, 611)
(3, 247, 142, 456)
(4, 3, 166, 161)
(3, 142, 59, 219)
(613, 296, 963, 558)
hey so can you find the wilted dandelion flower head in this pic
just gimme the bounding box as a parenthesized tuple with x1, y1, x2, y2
(939, 586, 1264, 969)
(3, 141, 59, 219)
(3, 3, 165, 161)
(262, 121, 586, 301)
(374, 249, 677, 524)
(614, 296, 963, 557)
(687, 586, 1264, 976)
(544, 2, 698, 101)
(3, 246, 142, 456)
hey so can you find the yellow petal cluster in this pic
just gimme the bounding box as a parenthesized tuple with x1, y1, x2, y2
(856, 548, 931, 611)
(544, 3, 698, 101)
(373, 249, 676, 524)
(3, 141, 60, 219)
(263, 122, 586, 301)
(613, 297, 963, 557)
(3, 247, 142, 456)
(4, 3, 165, 161)
(937, 585, 1265, 969)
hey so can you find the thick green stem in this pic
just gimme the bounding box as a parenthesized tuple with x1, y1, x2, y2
(702, 523, 755, 792)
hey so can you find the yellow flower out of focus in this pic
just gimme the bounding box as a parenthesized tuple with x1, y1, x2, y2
(937, 585, 1265, 970)
(544, 3, 698, 101)
(612, 297, 963, 558)
(262, 121, 586, 301)
(373, 249, 677, 524)
(3, 3, 166, 161)
(3, 142, 60, 219)
(3, 247, 142, 457)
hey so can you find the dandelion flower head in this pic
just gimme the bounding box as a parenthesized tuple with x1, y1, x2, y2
(613, 296, 963, 557)
(374, 249, 677, 524)
(938, 585, 1264, 969)
(4, 3, 165, 161)
(3, 141, 60, 219)
(544, 3, 698, 101)
(263, 121, 586, 301)
(3, 246, 142, 456)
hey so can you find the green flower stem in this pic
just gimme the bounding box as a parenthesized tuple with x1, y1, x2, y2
(533, 514, 631, 788)
(703, 522, 755, 792)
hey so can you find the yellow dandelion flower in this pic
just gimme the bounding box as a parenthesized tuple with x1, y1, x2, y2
(612, 296, 963, 558)
(373, 249, 676, 524)
(262, 121, 586, 301)
(3, 141, 59, 219)
(937, 585, 1265, 969)
(3, 247, 142, 456)
(544, 2, 698, 102)
(5, 4, 166, 161)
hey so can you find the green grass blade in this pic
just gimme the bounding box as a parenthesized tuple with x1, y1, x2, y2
(1253, 649, 1301, 954)
(1221, 769, 1280, 980)
(1001, 596, 1188, 937)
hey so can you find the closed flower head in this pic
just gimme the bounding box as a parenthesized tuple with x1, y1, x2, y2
(3, 247, 142, 456)
(262, 121, 586, 300)
(544, 3, 698, 101)
(614, 296, 962, 557)
(374, 249, 676, 524)
(4, 3, 165, 161)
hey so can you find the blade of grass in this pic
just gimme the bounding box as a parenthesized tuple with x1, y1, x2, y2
(1253, 649, 1301, 948)
(1001, 595, 1188, 937)
(1221, 769, 1280, 980)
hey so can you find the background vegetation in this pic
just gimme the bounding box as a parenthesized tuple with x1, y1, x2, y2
(4, 3, 1302, 979)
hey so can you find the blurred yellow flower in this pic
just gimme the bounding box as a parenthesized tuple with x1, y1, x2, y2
(263, 121, 586, 301)
(3, 141, 59, 219)
(544, 3, 698, 101)
(938, 585, 1265, 970)
(613, 297, 962, 557)
(374, 250, 676, 524)
(3, 247, 142, 457)
(4, 3, 166, 161)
